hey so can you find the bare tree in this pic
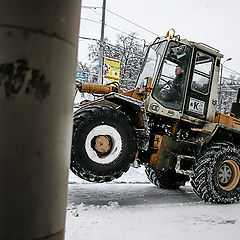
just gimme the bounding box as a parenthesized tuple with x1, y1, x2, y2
(218, 74, 240, 114)
(88, 33, 144, 89)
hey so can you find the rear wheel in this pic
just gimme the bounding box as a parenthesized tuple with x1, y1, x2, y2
(71, 105, 137, 183)
(191, 142, 240, 203)
(145, 166, 189, 189)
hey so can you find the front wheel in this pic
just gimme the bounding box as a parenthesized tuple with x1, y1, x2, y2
(191, 142, 240, 203)
(71, 105, 137, 183)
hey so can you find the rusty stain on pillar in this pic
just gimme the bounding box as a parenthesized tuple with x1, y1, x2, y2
(0, 0, 81, 239)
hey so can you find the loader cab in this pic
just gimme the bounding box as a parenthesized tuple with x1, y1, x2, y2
(137, 35, 223, 122)
(152, 41, 192, 112)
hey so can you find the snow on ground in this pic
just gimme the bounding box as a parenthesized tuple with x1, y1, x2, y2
(66, 166, 240, 240)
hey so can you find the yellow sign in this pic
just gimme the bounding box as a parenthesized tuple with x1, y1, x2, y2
(103, 57, 120, 85)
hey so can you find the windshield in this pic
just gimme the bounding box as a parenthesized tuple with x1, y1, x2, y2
(136, 40, 167, 88)
(153, 41, 192, 111)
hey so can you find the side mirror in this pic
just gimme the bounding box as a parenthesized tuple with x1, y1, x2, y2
(142, 77, 152, 93)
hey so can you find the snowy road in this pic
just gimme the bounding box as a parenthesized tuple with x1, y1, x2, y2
(66, 167, 240, 240)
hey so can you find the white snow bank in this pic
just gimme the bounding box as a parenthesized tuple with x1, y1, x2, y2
(66, 167, 240, 240)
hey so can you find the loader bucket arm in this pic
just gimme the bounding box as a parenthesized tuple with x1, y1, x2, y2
(77, 82, 123, 94)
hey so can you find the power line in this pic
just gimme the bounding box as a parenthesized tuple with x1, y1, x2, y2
(79, 35, 142, 52)
(223, 66, 240, 75)
(106, 9, 159, 37)
(81, 5, 158, 40)
(81, 17, 101, 24)
(90, 8, 102, 16)
(80, 5, 240, 77)
(80, 17, 144, 44)
(104, 42, 144, 58)
(83, 5, 159, 37)
(79, 36, 99, 42)
(105, 23, 131, 37)
(104, 23, 143, 42)
(82, 6, 102, 9)
(222, 76, 240, 82)
(78, 37, 143, 60)
(82, 8, 144, 42)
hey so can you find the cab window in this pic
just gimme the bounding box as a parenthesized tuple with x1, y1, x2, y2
(136, 41, 167, 88)
(191, 52, 214, 94)
(152, 41, 192, 111)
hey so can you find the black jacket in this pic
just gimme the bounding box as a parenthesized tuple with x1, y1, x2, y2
(169, 73, 184, 100)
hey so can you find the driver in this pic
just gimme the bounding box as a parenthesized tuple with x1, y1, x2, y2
(161, 64, 185, 101)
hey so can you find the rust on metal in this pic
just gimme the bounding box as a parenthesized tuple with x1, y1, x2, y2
(149, 134, 163, 166)
(94, 135, 112, 154)
(80, 82, 123, 95)
(214, 112, 240, 131)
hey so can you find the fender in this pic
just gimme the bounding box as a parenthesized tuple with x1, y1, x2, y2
(104, 93, 150, 151)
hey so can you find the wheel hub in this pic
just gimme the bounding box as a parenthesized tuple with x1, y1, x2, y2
(94, 135, 112, 156)
(218, 160, 240, 191)
(218, 163, 232, 184)
(85, 125, 122, 164)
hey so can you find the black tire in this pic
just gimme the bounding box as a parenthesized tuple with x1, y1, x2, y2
(145, 166, 189, 189)
(191, 141, 240, 204)
(71, 105, 137, 183)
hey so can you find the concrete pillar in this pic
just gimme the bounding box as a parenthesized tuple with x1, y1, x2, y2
(0, 1, 81, 239)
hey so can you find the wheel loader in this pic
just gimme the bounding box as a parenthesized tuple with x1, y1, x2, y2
(71, 30, 240, 204)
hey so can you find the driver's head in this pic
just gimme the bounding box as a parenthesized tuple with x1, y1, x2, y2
(175, 65, 184, 76)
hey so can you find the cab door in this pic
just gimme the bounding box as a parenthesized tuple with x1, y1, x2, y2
(184, 50, 216, 120)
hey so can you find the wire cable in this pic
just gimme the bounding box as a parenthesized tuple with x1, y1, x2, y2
(82, 6, 102, 9)
(106, 9, 159, 37)
(83, 9, 143, 42)
(105, 23, 130, 36)
(103, 42, 144, 58)
(80, 6, 240, 78)
(79, 36, 99, 42)
(81, 9, 143, 43)
(223, 66, 240, 75)
(222, 76, 240, 82)
(90, 8, 102, 16)
(82, 6, 159, 37)
(104, 23, 143, 43)
(81, 18, 101, 24)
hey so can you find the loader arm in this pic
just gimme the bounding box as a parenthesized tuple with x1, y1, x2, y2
(77, 82, 123, 94)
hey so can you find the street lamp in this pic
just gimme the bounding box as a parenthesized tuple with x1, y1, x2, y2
(219, 57, 232, 113)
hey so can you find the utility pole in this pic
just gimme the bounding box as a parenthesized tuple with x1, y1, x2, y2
(98, 0, 106, 84)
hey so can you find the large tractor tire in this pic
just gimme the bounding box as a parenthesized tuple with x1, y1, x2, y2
(145, 166, 189, 189)
(71, 105, 137, 183)
(191, 141, 240, 203)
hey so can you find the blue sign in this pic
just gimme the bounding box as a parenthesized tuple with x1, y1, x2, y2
(76, 71, 86, 80)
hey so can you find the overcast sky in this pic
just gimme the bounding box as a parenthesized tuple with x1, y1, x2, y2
(79, 0, 240, 77)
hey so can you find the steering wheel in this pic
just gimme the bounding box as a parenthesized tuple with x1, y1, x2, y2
(158, 77, 172, 91)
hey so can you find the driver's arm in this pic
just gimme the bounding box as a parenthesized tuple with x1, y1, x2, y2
(168, 80, 173, 85)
